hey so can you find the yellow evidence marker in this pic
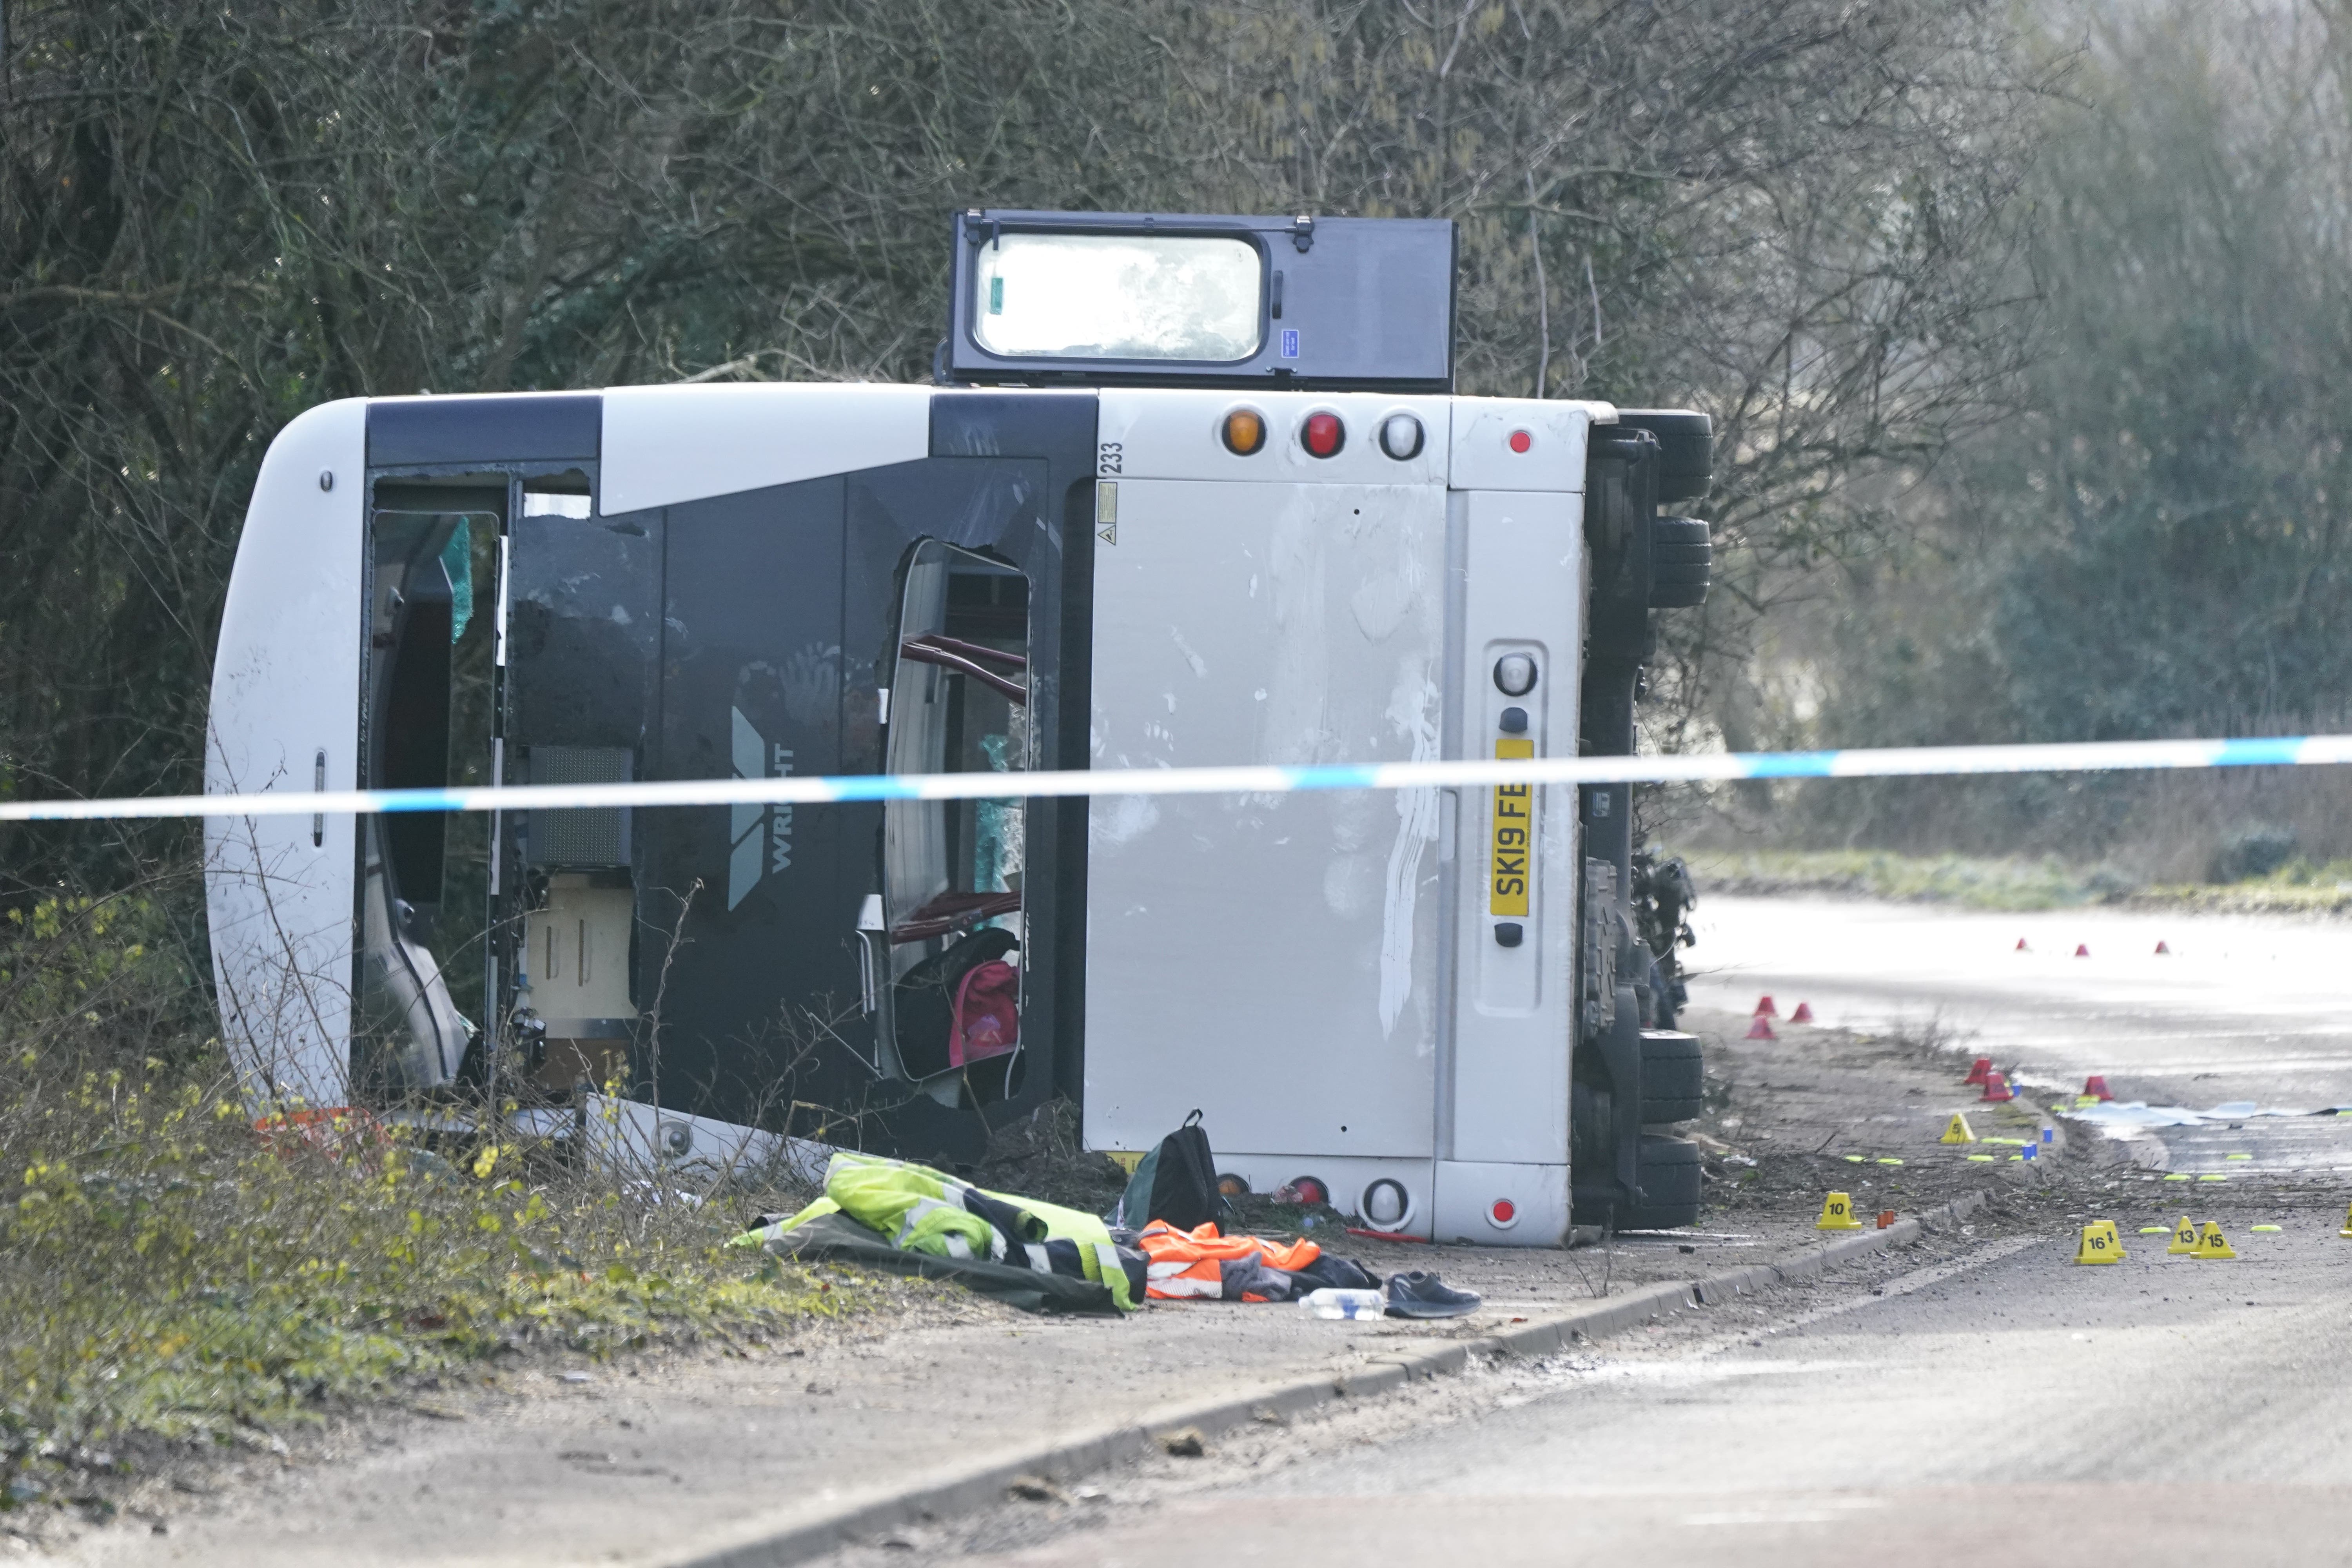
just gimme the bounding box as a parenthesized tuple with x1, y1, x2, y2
(2072, 1220, 2126, 1265)
(2339, 1202, 2352, 1240)
(1816, 1191, 1865, 1230)
(1941, 1112, 1976, 1144)
(2192, 1221, 2237, 1260)
(2167, 1216, 2200, 1255)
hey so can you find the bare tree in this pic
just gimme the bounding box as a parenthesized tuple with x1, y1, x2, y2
(2, 0, 2042, 892)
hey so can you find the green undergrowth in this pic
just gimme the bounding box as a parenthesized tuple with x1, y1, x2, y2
(0, 887, 862, 1489)
(1686, 848, 2352, 914)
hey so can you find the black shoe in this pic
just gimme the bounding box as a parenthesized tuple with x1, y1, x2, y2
(1383, 1271, 1481, 1319)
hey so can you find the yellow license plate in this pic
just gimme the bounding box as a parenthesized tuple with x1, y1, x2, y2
(1490, 738, 1534, 916)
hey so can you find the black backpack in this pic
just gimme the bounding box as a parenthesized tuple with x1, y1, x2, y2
(1111, 1110, 1226, 1232)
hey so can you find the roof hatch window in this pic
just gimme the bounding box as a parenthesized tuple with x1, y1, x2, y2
(973, 232, 1262, 362)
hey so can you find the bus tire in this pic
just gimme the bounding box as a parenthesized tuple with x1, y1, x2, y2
(1639, 1030, 1705, 1125)
(1615, 1135, 1703, 1230)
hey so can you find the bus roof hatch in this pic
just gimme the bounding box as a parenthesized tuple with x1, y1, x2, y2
(942, 209, 1455, 393)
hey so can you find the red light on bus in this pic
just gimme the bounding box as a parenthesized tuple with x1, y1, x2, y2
(1301, 411, 1345, 458)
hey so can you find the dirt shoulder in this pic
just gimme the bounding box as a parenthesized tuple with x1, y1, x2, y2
(43, 1012, 2114, 1567)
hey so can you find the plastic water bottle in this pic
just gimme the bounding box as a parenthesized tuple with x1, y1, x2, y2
(1298, 1288, 1386, 1320)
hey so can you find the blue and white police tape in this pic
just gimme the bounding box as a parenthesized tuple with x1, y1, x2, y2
(3, 734, 2349, 824)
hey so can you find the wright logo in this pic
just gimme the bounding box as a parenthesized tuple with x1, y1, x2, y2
(727, 706, 795, 910)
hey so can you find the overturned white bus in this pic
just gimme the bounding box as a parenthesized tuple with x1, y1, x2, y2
(205, 209, 1714, 1243)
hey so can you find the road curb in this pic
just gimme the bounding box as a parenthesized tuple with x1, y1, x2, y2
(666, 1189, 1992, 1568)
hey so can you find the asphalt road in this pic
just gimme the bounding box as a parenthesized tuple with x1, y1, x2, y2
(924, 1226, 2352, 1567)
(842, 895, 2352, 1568)
(1681, 895, 2352, 1109)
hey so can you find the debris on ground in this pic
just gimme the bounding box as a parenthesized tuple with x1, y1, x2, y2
(1157, 1427, 1207, 1457)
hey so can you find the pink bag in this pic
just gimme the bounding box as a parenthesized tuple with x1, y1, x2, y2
(949, 960, 1020, 1067)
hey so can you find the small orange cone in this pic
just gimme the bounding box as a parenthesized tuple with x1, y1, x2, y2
(1790, 1001, 1815, 1024)
(1753, 995, 1778, 1018)
(2074, 943, 2091, 958)
(1964, 1056, 1994, 1086)
(2015, 936, 2030, 952)
(2155, 940, 2171, 955)
(1745, 1015, 1777, 1040)
(1980, 1071, 2014, 1103)
(2082, 1074, 2112, 1102)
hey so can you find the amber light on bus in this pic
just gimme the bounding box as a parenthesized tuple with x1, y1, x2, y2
(1221, 408, 1267, 455)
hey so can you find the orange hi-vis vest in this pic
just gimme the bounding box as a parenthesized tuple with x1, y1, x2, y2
(1136, 1220, 1321, 1301)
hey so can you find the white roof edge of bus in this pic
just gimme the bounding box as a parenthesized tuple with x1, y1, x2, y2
(600, 381, 934, 515)
(208, 395, 367, 1112)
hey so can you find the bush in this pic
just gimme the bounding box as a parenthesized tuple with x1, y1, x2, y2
(2208, 825, 2299, 884)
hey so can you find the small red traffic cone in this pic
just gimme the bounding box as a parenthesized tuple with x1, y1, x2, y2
(1790, 1001, 1816, 1024)
(2074, 943, 2091, 958)
(1753, 995, 1778, 1018)
(1745, 1014, 1777, 1040)
(2083, 1074, 2112, 1102)
(2155, 940, 2171, 955)
(1980, 1071, 2014, 1102)
(2015, 937, 2029, 952)
(1964, 1056, 1993, 1086)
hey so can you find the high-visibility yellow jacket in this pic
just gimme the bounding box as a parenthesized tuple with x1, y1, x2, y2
(780, 1151, 1140, 1311)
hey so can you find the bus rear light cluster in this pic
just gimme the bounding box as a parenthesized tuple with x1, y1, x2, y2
(1218, 407, 1424, 461)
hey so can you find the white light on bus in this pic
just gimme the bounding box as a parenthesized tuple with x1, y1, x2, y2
(1378, 413, 1424, 460)
(1494, 653, 1538, 696)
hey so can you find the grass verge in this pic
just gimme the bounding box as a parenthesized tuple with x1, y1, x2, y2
(0, 885, 866, 1524)
(1686, 847, 2352, 915)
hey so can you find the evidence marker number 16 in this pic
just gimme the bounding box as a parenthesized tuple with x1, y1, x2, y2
(1491, 738, 1534, 917)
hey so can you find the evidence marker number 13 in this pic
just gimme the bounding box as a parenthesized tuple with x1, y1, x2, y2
(1491, 738, 1534, 917)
